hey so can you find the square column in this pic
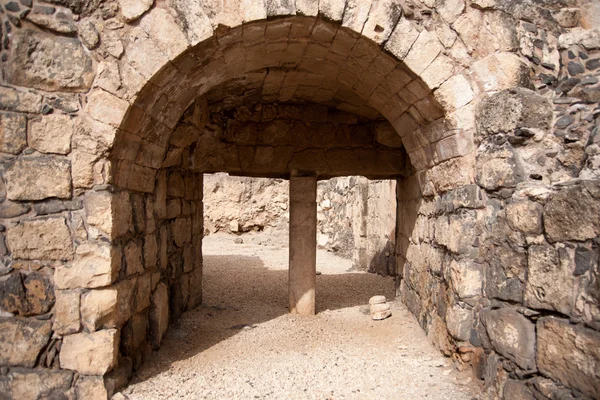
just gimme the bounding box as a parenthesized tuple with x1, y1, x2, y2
(289, 176, 317, 315)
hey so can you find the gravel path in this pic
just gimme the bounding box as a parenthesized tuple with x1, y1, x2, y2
(123, 232, 484, 400)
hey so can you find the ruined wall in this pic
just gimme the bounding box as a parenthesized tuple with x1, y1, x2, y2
(0, 0, 598, 399)
(204, 174, 396, 274)
(395, 2, 600, 399)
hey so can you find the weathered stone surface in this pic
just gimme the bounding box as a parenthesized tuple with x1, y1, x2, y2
(119, 0, 153, 21)
(60, 329, 119, 375)
(85, 190, 132, 239)
(543, 183, 600, 243)
(384, 17, 419, 60)
(505, 201, 542, 236)
(23, 272, 55, 315)
(434, 74, 474, 112)
(4, 156, 72, 201)
(449, 259, 483, 300)
(188, 266, 202, 309)
(503, 380, 535, 400)
(0, 112, 27, 154)
(54, 243, 119, 289)
(446, 303, 472, 341)
(0, 317, 52, 367)
(75, 375, 108, 400)
(171, 217, 192, 247)
(86, 90, 130, 128)
(0, 273, 27, 315)
(139, 6, 190, 60)
(136, 273, 152, 312)
(525, 244, 574, 316)
(6, 217, 74, 260)
(26, 8, 77, 33)
(476, 88, 552, 138)
(81, 288, 119, 331)
(29, 114, 74, 155)
(149, 282, 169, 348)
(6, 30, 94, 92)
(0, 86, 42, 114)
(79, 20, 100, 49)
(0, 200, 30, 219)
(472, 53, 530, 92)
(453, 8, 517, 58)
(482, 308, 536, 371)
(476, 143, 522, 191)
(168, 0, 213, 46)
(53, 290, 81, 335)
(124, 241, 144, 276)
(70, 151, 98, 189)
(0, 369, 74, 400)
(122, 311, 148, 356)
(537, 317, 600, 399)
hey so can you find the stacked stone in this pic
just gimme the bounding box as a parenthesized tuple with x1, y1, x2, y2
(395, 2, 600, 399)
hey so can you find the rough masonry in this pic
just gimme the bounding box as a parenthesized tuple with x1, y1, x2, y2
(0, 0, 599, 399)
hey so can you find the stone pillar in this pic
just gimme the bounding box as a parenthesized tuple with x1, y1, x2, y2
(289, 176, 317, 315)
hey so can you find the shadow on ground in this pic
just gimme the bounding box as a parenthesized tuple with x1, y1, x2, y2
(130, 253, 395, 384)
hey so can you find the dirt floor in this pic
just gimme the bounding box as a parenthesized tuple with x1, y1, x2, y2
(122, 232, 484, 400)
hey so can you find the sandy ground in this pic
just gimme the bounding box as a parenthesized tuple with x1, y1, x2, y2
(122, 232, 484, 400)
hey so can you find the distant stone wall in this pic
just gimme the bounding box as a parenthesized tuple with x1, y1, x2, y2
(203, 174, 396, 274)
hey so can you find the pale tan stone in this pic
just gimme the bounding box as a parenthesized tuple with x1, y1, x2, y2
(53, 290, 81, 336)
(437, 0, 465, 24)
(29, 114, 74, 155)
(75, 376, 108, 400)
(4, 156, 72, 201)
(0, 370, 73, 400)
(420, 54, 455, 89)
(55, 243, 119, 289)
(6, 217, 74, 261)
(434, 74, 474, 112)
(384, 17, 419, 60)
(446, 303, 472, 341)
(472, 53, 530, 93)
(86, 90, 130, 128)
(125, 241, 144, 276)
(403, 30, 443, 75)
(0, 112, 27, 154)
(119, 0, 153, 22)
(60, 329, 119, 375)
(124, 28, 170, 80)
(136, 273, 152, 312)
(168, 0, 213, 46)
(449, 259, 482, 300)
(140, 7, 190, 60)
(70, 151, 98, 189)
(85, 191, 132, 239)
(81, 288, 119, 332)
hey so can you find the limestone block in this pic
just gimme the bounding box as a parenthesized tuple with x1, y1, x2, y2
(361, 0, 402, 44)
(424, 155, 475, 193)
(475, 142, 523, 191)
(119, 0, 153, 21)
(525, 244, 575, 316)
(0, 370, 74, 400)
(0, 317, 52, 367)
(167, 171, 185, 197)
(384, 17, 419, 60)
(319, 0, 345, 21)
(433, 130, 473, 163)
(374, 122, 403, 148)
(476, 88, 552, 138)
(0, 112, 27, 154)
(472, 53, 530, 92)
(55, 243, 119, 289)
(29, 114, 74, 155)
(6, 217, 74, 261)
(543, 183, 600, 243)
(434, 74, 474, 112)
(124, 28, 170, 80)
(449, 259, 483, 300)
(265, 0, 296, 16)
(420, 54, 455, 89)
(482, 307, 536, 371)
(446, 303, 472, 341)
(168, 0, 213, 46)
(558, 28, 600, 50)
(453, 8, 517, 59)
(124, 241, 144, 276)
(505, 201, 542, 235)
(136, 273, 152, 312)
(139, 7, 190, 60)
(149, 282, 169, 348)
(86, 90, 130, 128)
(81, 288, 118, 331)
(85, 190, 132, 240)
(437, 0, 465, 24)
(53, 290, 81, 335)
(537, 317, 600, 399)
(0, 86, 42, 114)
(70, 151, 98, 189)
(403, 30, 443, 75)
(4, 156, 72, 201)
(143, 233, 158, 269)
(60, 329, 119, 375)
(75, 376, 108, 400)
(5, 30, 94, 92)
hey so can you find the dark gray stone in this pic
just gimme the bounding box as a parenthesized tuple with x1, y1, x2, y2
(567, 61, 585, 76)
(0, 200, 30, 218)
(555, 114, 575, 129)
(0, 317, 52, 367)
(33, 198, 83, 215)
(574, 245, 596, 276)
(586, 58, 600, 70)
(0, 272, 27, 315)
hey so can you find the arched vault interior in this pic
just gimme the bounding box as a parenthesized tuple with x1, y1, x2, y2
(115, 16, 445, 187)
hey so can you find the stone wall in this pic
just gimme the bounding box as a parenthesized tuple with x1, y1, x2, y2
(395, 3, 600, 399)
(0, 0, 598, 398)
(203, 174, 396, 274)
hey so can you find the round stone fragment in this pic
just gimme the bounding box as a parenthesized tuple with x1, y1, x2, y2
(369, 295, 387, 305)
(370, 302, 392, 320)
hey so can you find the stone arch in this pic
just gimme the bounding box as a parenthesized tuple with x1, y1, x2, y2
(2, 0, 599, 398)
